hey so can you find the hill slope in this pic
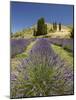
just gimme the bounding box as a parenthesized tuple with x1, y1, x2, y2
(11, 23, 71, 39)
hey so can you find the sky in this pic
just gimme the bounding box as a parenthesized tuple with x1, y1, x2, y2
(11, 2, 74, 33)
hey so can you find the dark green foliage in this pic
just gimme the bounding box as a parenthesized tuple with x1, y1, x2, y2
(53, 22, 57, 31)
(37, 18, 45, 35)
(70, 28, 74, 38)
(34, 17, 47, 36)
(59, 23, 61, 31)
(44, 24, 47, 35)
(49, 28, 54, 33)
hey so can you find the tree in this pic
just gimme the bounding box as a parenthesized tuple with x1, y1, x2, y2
(44, 24, 47, 35)
(55, 22, 57, 31)
(59, 23, 61, 31)
(35, 17, 47, 36)
(70, 28, 74, 38)
(53, 22, 57, 31)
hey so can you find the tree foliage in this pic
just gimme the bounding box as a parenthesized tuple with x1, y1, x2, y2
(70, 28, 74, 38)
(59, 23, 61, 31)
(33, 17, 47, 36)
(53, 22, 57, 31)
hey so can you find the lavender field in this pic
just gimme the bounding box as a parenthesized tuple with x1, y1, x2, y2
(11, 2, 74, 98)
(10, 37, 74, 98)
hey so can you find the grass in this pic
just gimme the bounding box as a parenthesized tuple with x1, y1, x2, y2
(51, 44, 73, 67)
(63, 45, 73, 52)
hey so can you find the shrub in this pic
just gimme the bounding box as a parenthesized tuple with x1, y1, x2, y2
(11, 39, 31, 57)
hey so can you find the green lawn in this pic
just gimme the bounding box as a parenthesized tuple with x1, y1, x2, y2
(51, 44, 73, 67)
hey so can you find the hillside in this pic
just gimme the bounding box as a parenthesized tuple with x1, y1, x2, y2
(11, 23, 71, 39)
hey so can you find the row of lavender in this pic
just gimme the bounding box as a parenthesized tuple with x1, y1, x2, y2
(11, 38, 73, 98)
(11, 38, 34, 57)
(48, 38, 73, 52)
(11, 38, 73, 58)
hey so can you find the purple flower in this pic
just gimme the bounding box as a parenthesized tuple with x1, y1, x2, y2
(11, 39, 31, 57)
(48, 38, 73, 52)
(11, 38, 73, 98)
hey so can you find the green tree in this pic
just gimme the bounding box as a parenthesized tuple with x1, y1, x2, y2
(53, 22, 57, 31)
(59, 23, 61, 31)
(35, 17, 47, 36)
(70, 28, 74, 38)
(44, 24, 47, 35)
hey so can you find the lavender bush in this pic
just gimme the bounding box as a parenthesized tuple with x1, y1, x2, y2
(11, 39, 31, 57)
(62, 39, 73, 52)
(11, 38, 73, 98)
(48, 38, 63, 46)
(49, 38, 73, 52)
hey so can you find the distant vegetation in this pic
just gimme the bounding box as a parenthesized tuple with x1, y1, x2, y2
(11, 17, 48, 38)
(59, 23, 61, 31)
(70, 28, 74, 38)
(33, 19, 62, 36)
(33, 17, 47, 36)
(53, 22, 57, 31)
(11, 17, 74, 39)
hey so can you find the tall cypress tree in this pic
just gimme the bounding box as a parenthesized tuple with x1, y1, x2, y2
(53, 22, 57, 31)
(36, 17, 47, 36)
(59, 23, 61, 31)
(70, 28, 74, 38)
(44, 24, 47, 35)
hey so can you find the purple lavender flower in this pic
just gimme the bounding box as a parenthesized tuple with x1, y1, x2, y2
(48, 38, 73, 52)
(62, 39, 73, 52)
(48, 38, 63, 46)
(11, 38, 73, 98)
(11, 39, 31, 57)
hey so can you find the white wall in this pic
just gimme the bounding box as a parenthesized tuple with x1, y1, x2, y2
(0, 0, 76, 100)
